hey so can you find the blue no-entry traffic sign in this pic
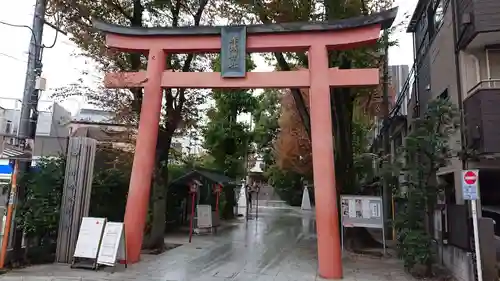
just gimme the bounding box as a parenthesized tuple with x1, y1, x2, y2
(462, 170, 478, 201)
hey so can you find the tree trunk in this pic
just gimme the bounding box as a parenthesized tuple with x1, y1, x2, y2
(425, 170, 437, 275)
(144, 131, 172, 250)
(330, 56, 381, 251)
(331, 88, 356, 193)
(222, 186, 235, 219)
(146, 174, 167, 250)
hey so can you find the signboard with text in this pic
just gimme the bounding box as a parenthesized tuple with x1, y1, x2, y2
(340, 195, 383, 229)
(221, 26, 247, 78)
(462, 170, 479, 201)
(197, 204, 213, 228)
(97, 222, 126, 267)
(73, 217, 106, 259)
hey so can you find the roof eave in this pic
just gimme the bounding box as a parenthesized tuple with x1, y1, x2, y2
(407, 0, 430, 33)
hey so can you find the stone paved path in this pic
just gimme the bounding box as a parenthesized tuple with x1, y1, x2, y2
(0, 207, 414, 281)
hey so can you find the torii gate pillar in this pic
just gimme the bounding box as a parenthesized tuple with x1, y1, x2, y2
(94, 8, 397, 279)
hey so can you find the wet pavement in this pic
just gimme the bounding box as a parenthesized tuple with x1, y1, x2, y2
(0, 207, 414, 281)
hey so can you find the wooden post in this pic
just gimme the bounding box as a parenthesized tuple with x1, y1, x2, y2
(214, 184, 220, 215)
(188, 184, 197, 243)
(308, 45, 342, 279)
(123, 49, 166, 263)
(56, 137, 97, 263)
(0, 161, 18, 268)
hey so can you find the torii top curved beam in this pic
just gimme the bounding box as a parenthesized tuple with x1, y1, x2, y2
(92, 7, 398, 53)
(93, 7, 397, 37)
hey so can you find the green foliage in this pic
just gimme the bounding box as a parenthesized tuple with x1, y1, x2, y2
(203, 55, 256, 177)
(352, 116, 372, 157)
(16, 157, 66, 243)
(351, 116, 376, 188)
(88, 146, 132, 221)
(90, 167, 130, 221)
(266, 165, 310, 206)
(203, 56, 257, 218)
(15, 148, 196, 247)
(48, 0, 216, 248)
(398, 229, 433, 270)
(164, 163, 190, 225)
(394, 97, 459, 275)
(252, 89, 281, 168)
(16, 148, 135, 244)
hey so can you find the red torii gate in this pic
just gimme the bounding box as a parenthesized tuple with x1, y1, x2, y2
(93, 8, 397, 279)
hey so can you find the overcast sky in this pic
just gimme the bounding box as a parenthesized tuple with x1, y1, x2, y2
(0, 0, 417, 116)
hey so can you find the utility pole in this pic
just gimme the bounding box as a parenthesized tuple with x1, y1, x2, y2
(10, 0, 46, 261)
(19, 0, 45, 141)
(381, 30, 392, 241)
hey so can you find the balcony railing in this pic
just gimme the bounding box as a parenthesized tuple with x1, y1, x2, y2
(467, 79, 500, 95)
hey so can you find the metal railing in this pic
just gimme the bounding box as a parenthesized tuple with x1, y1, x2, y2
(467, 79, 500, 95)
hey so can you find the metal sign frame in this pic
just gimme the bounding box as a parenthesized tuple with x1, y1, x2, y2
(340, 195, 385, 255)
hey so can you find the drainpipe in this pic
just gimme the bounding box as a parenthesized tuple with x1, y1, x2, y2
(451, 0, 467, 171)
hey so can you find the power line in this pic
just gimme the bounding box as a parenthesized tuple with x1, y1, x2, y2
(0, 17, 96, 78)
(0, 19, 38, 48)
(0, 50, 102, 81)
(0, 53, 27, 63)
(0, 17, 73, 49)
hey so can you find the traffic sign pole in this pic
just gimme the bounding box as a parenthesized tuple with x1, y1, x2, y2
(471, 199, 483, 281)
(462, 170, 482, 281)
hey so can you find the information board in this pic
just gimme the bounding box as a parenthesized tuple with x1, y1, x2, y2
(340, 195, 383, 229)
(73, 217, 106, 259)
(97, 222, 126, 267)
(197, 204, 212, 228)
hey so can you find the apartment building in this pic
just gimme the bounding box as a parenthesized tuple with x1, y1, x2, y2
(0, 100, 71, 211)
(381, 0, 500, 280)
(71, 108, 204, 156)
(0, 99, 71, 175)
(370, 64, 409, 151)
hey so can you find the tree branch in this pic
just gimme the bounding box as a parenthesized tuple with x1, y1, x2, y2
(168, 0, 209, 133)
(171, 0, 182, 27)
(360, 0, 368, 15)
(106, 0, 132, 21)
(253, 0, 311, 139)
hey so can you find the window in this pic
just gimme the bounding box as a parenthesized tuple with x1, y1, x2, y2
(486, 49, 500, 79)
(5, 121, 11, 134)
(434, 0, 444, 30)
(461, 53, 480, 94)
